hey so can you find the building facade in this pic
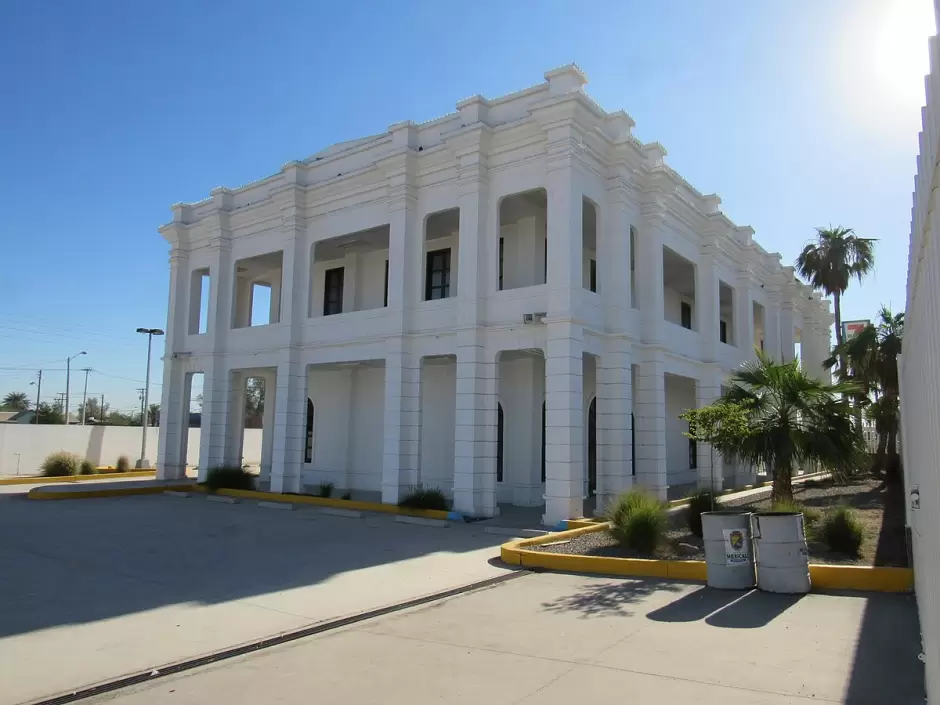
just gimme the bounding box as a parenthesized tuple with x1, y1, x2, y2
(901, 8, 939, 702)
(156, 65, 831, 526)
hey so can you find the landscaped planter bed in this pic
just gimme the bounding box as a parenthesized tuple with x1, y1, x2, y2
(532, 475, 907, 567)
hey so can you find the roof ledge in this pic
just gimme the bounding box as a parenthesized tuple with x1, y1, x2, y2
(544, 64, 588, 95)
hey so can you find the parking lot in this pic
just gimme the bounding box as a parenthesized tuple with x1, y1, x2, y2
(0, 490, 508, 705)
(0, 487, 925, 705)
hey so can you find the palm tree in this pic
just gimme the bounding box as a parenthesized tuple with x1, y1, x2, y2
(824, 306, 904, 478)
(796, 226, 876, 374)
(718, 352, 867, 502)
(1, 391, 30, 411)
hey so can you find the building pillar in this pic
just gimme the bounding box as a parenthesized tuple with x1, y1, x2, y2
(633, 354, 667, 499)
(736, 270, 756, 361)
(779, 303, 796, 363)
(269, 358, 305, 494)
(381, 341, 421, 504)
(259, 368, 277, 484)
(764, 291, 781, 360)
(695, 372, 724, 492)
(453, 332, 498, 517)
(699, 243, 720, 362)
(595, 339, 633, 512)
(197, 361, 233, 480)
(637, 208, 665, 344)
(603, 182, 633, 332)
(543, 321, 585, 525)
(157, 363, 191, 480)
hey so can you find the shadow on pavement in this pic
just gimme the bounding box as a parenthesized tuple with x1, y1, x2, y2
(645, 585, 744, 622)
(704, 590, 802, 628)
(539, 576, 683, 618)
(0, 493, 506, 639)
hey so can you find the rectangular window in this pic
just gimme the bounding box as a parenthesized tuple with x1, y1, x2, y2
(719, 320, 728, 344)
(689, 438, 698, 470)
(681, 301, 692, 329)
(425, 248, 451, 300)
(498, 238, 504, 291)
(543, 236, 548, 283)
(323, 267, 344, 316)
(384, 260, 389, 307)
(589, 259, 597, 293)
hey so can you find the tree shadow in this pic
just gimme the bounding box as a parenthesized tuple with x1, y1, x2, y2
(539, 576, 683, 618)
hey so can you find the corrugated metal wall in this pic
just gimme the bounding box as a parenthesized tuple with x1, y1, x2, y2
(902, 8, 940, 701)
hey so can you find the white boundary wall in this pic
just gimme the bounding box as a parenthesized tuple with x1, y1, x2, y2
(902, 11, 940, 703)
(0, 425, 262, 476)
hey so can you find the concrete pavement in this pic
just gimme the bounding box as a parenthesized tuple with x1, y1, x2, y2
(82, 573, 923, 705)
(0, 492, 509, 705)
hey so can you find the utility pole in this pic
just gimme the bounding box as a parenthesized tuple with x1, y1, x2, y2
(135, 327, 164, 469)
(65, 351, 87, 425)
(80, 368, 91, 425)
(31, 370, 42, 424)
(101, 394, 106, 424)
(138, 389, 146, 426)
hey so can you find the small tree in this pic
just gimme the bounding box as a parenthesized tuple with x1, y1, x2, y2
(36, 401, 64, 425)
(680, 400, 753, 501)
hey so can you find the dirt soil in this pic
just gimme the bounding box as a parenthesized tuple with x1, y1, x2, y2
(532, 475, 909, 567)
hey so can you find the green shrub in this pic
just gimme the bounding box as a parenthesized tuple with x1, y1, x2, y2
(341, 492, 351, 501)
(115, 455, 130, 473)
(607, 489, 667, 556)
(771, 500, 822, 537)
(203, 466, 256, 492)
(398, 486, 450, 511)
(317, 482, 334, 498)
(40, 451, 82, 477)
(79, 459, 95, 475)
(820, 506, 864, 557)
(686, 489, 715, 538)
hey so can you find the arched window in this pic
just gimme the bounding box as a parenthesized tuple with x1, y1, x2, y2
(588, 398, 597, 495)
(541, 401, 546, 482)
(304, 399, 314, 463)
(496, 403, 504, 483)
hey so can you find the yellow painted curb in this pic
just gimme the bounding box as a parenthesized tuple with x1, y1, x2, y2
(191, 486, 455, 521)
(27, 483, 192, 500)
(0, 470, 156, 486)
(809, 564, 913, 592)
(501, 522, 913, 592)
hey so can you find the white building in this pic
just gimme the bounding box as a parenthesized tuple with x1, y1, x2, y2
(901, 8, 940, 702)
(156, 65, 831, 526)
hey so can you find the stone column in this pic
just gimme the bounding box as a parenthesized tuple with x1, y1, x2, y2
(603, 181, 633, 333)
(779, 302, 796, 362)
(259, 368, 277, 485)
(764, 290, 781, 360)
(543, 321, 585, 525)
(699, 242, 720, 362)
(695, 372, 724, 491)
(595, 339, 633, 512)
(637, 205, 665, 345)
(197, 360, 234, 481)
(157, 246, 191, 480)
(381, 340, 421, 504)
(453, 332, 498, 517)
(269, 358, 305, 494)
(633, 353, 667, 500)
(736, 269, 756, 360)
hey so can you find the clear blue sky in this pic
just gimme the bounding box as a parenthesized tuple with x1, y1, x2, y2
(0, 0, 933, 413)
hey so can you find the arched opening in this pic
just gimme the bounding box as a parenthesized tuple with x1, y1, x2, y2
(588, 397, 597, 495)
(541, 401, 546, 482)
(496, 403, 504, 483)
(304, 399, 314, 463)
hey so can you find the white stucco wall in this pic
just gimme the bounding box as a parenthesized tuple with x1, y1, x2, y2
(665, 375, 696, 489)
(348, 365, 384, 492)
(420, 358, 456, 494)
(0, 425, 262, 476)
(664, 286, 694, 328)
(498, 354, 545, 506)
(305, 367, 352, 483)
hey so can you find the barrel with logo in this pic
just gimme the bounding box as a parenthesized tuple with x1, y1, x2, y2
(701, 511, 756, 589)
(752, 512, 811, 594)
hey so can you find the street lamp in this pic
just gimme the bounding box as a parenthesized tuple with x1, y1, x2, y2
(65, 352, 87, 425)
(136, 328, 164, 468)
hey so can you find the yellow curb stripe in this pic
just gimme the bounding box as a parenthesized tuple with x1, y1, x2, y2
(0, 470, 156, 486)
(501, 523, 913, 592)
(27, 484, 193, 500)
(189, 486, 454, 520)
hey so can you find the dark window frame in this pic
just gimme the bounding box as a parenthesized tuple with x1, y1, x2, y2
(719, 319, 728, 344)
(425, 248, 451, 301)
(323, 267, 344, 316)
(498, 237, 504, 290)
(688, 419, 698, 470)
(383, 260, 389, 307)
(589, 259, 597, 293)
(680, 301, 692, 329)
(304, 399, 314, 463)
(496, 403, 504, 482)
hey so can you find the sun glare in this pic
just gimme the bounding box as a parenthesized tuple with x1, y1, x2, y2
(871, 0, 934, 104)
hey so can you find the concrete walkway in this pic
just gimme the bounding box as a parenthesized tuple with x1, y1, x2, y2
(0, 492, 509, 705)
(83, 572, 923, 705)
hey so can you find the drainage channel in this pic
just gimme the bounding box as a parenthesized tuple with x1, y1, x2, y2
(29, 570, 530, 705)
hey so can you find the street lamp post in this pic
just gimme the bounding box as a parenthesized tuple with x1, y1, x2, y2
(136, 328, 164, 469)
(64, 352, 87, 425)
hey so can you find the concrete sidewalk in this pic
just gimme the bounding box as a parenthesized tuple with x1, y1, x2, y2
(85, 572, 923, 705)
(0, 493, 509, 705)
